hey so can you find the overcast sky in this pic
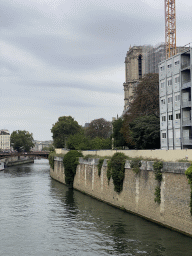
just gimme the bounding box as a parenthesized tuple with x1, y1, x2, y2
(1, 0, 192, 141)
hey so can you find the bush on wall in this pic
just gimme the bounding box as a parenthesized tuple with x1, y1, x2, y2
(63, 150, 83, 186)
(153, 161, 163, 204)
(185, 165, 192, 215)
(107, 152, 127, 193)
(48, 151, 56, 170)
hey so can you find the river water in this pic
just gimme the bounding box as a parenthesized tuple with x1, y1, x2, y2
(0, 159, 192, 256)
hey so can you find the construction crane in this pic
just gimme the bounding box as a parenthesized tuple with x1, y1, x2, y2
(165, 0, 176, 59)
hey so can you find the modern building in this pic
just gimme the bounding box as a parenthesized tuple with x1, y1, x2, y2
(123, 43, 166, 112)
(159, 46, 192, 149)
(0, 129, 10, 151)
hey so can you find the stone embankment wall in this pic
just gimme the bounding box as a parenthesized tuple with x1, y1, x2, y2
(50, 157, 192, 237)
(5, 156, 34, 167)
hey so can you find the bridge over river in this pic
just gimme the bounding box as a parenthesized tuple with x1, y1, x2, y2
(0, 151, 49, 159)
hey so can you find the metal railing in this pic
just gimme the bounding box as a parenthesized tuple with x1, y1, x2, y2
(181, 80, 191, 89)
(182, 117, 192, 126)
(181, 61, 190, 69)
(182, 99, 191, 108)
(183, 137, 192, 145)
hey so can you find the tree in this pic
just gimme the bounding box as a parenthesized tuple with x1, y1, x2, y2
(112, 118, 127, 148)
(122, 73, 159, 146)
(51, 116, 82, 148)
(85, 118, 112, 139)
(129, 115, 160, 149)
(129, 73, 159, 119)
(11, 130, 34, 152)
(67, 132, 91, 150)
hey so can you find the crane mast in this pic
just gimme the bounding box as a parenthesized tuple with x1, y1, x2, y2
(165, 0, 176, 59)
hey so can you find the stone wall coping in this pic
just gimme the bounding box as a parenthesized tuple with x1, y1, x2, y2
(54, 157, 63, 162)
(54, 157, 190, 174)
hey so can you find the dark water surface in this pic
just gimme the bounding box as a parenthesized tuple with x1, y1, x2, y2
(0, 159, 192, 256)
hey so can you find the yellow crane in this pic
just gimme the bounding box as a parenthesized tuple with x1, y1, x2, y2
(165, 0, 176, 59)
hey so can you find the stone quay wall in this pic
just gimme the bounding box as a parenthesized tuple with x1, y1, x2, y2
(50, 157, 192, 237)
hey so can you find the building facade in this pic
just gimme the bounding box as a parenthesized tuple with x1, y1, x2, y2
(159, 47, 192, 149)
(123, 44, 166, 112)
(0, 130, 10, 150)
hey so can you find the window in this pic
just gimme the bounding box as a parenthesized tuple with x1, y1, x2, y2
(168, 79, 172, 86)
(169, 114, 173, 120)
(175, 60, 180, 66)
(161, 82, 165, 88)
(162, 133, 166, 138)
(175, 76, 180, 83)
(161, 99, 165, 105)
(168, 97, 172, 103)
(160, 66, 165, 71)
(167, 64, 172, 69)
(138, 55, 142, 79)
(176, 113, 181, 119)
(175, 94, 180, 102)
(162, 116, 166, 122)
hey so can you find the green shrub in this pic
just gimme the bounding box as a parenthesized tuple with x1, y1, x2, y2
(153, 161, 163, 204)
(153, 161, 163, 182)
(130, 158, 141, 174)
(98, 158, 104, 177)
(63, 150, 83, 186)
(107, 160, 112, 182)
(185, 165, 192, 215)
(108, 152, 127, 193)
(154, 186, 161, 204)
(48, 151, 56, 169)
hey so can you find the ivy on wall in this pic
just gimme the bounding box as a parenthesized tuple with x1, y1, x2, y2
(185, 165, 192, 215)
(153, 161, 163, 204)
(48, 152, 56, 170)
(63, 150, 83, 187)
(98, 158, 104, 177)
(107, 153, 127, 193)
(130, 158, 141, 174)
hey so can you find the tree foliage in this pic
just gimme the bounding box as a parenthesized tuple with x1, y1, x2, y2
(11, 130, 34, 152)
(85, 118, 111, 139)
(129, 115, 160, 149)
(51, 116, 82, 148)
(112, 118, 127, 148)
(67, 132, 111, 150)
(129, 73, 159, 118)
(122, 73, 159, 147)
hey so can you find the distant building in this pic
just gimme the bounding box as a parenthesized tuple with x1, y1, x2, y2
(123, 43, 186, 113)
(0, 129, 10, 150)
(159, 46, 192, 149)
(84, 123, 90, 128)
(32, 140, 53, 151)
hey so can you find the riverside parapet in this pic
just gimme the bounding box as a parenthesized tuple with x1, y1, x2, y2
(50, 157, 192, 237)
(4, 156, 34, 167)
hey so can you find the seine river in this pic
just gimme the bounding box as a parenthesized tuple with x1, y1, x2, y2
(0, 159, 192, 256)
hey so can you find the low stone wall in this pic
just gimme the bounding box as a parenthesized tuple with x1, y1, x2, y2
(50, 157, 192, 237)
(5, 156, 34, 167)
(55, 148, 192, 162)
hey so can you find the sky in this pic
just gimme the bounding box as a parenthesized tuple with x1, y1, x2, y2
(1, 0, 192, 141)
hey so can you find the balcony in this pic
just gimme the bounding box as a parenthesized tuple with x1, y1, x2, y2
(182, 117, 192, 126)
(183, 137, 192, 145)
(181, 61, 190, 70)
(181, 80, 191, 89)
(182, 99, 191, 108)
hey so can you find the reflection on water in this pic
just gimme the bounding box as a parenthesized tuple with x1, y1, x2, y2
(0, 159, 192, 256)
